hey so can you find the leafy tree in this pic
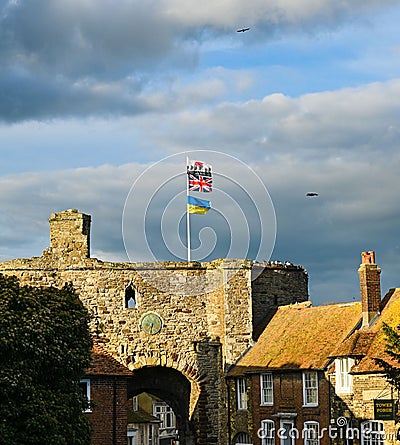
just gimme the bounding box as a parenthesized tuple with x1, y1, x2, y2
(0, 274, 92, 445)
(374, 322, 400, 389)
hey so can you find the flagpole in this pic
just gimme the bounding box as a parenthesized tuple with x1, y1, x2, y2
(186, 157, 191, 262)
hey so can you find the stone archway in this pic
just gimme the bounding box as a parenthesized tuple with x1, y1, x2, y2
(128, 366, 196, 445)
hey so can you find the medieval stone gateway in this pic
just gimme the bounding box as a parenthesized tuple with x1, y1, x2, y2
(0, 209, 309, 444)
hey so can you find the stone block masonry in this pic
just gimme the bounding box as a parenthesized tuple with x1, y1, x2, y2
(0, 209, 309, 445)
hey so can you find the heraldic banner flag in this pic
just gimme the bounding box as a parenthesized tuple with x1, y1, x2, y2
(187, 195, 211, 214)
(187, 159, 212, 192)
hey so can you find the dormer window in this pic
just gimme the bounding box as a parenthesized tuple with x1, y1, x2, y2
(335, 357, 354, 394)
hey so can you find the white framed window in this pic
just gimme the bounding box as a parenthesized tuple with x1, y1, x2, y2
(148, 424, 154, 445)
(154, 402, 176, 430)
(233, 432, 253, 444)
(304, 422, 320, 445)
(236, 377, 247, 410)
(302, 371, 318, 406)
(261, 419, 275, 445)
(260, 373, 274, 405)
(79, 378, 91, 412)
(361, 421, 385, 445)
(335, 357, 354, 393)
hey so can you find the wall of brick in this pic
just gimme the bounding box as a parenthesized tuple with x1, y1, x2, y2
(228, 371, 331, 445)
(358, 261, 381, 327)
(87, 376, 127, 445)
(87, 377, 128, 445)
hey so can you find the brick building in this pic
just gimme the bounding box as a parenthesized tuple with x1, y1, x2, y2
(227, 301, 361, 445)
(227, 251, 400, 445)
(84, 340, 132, 445)
(329, 252, 400, 445)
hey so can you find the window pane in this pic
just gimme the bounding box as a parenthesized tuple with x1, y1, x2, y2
(361, 421, 384, 445)
(234, 432, 253, 444)
(336, 358, 354, 392)
(303, 372, 318, 405)
(261, 374, 273, 405)
(261, 420, 275, 445)
(237, 378, 247, 410)
(304, 422, 319, 445)
(79, 378, 91, 412)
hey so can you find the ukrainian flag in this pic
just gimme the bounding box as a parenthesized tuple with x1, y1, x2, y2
(187, 195, 211, 214)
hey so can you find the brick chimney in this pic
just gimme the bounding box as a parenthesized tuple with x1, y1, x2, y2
(358, 251, 381, 328)
(46, 209, 91, 260)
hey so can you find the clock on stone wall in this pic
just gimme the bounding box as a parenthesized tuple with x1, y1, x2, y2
(140, 312, 163, 335)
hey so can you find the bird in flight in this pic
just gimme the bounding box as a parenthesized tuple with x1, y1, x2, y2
(237, 27, 250, 32)
(306, 192, 319, 197)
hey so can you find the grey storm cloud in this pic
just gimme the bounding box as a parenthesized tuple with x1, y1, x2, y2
(1, 0, 175, 76)
(0, 0, 195, 121)
(0, 68, 155, 121)
(1, 0, 400, 122)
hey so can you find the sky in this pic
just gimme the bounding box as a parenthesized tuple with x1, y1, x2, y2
(1, 0, 400, 305)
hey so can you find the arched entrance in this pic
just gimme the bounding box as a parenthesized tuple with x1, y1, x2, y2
(128, 366, 196, 445)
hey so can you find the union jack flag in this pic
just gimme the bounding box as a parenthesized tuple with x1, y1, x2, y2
(188, 173, 212, 192)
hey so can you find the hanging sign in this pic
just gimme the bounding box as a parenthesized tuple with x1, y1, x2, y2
(374, 399, 395, 420)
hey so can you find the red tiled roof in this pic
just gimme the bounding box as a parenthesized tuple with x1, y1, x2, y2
(85, 340, 132, 376)
(330, 331, 375, 358)
(228, 301, 362, 376)
(351, 288, 400, 373)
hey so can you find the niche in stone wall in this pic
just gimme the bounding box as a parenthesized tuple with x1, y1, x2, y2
(124, 284, 137, 309)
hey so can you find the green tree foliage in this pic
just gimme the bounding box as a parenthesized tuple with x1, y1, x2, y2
(0, 274, 92, 445)
(374, 322, 400, 389)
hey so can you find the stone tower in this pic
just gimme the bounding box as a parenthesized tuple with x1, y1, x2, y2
(0, 210, 309, 445)
(44, 209, 91, 260)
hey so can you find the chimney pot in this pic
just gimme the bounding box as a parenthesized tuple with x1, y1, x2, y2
(361, 250, 375, 264)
